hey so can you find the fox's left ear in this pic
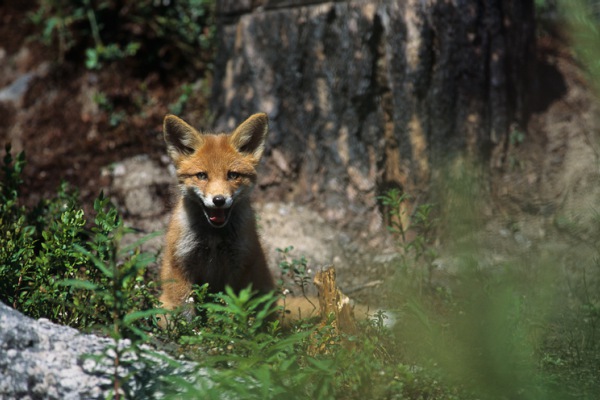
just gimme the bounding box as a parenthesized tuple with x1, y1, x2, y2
(230, 113, 269, 160)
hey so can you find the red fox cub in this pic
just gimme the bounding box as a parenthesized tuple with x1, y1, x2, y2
(159, 113, 275, 323)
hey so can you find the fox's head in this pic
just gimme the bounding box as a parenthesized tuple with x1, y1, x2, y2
(163, 113, 269, 228)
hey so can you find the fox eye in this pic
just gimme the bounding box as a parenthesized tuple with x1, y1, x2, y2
(196, 172, 208, 180)
(227, 171, 240, 180)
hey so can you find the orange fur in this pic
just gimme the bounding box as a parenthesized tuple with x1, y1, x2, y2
(158, 113, 391, 329)
(159, 113, 274, 324)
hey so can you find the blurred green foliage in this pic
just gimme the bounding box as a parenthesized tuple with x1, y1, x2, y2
(29, 0, 215, 74)
(561, 0, 600, 97)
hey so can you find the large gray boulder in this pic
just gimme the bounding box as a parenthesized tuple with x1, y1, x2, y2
(0, 302, 112, 399)
(0, 302, 198, 399)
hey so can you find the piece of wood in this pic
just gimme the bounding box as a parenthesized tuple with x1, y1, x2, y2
(313, 266, 357, 335)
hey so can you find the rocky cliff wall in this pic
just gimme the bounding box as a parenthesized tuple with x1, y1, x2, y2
(211, 0, 534, 233)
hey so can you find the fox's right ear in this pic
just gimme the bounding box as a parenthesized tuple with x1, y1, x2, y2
(230, 113, 269, 161)
(163, 115, 202, 161)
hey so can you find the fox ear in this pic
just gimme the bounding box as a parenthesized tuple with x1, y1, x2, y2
(230, 113, 269, 160)
(163, 115, 203, 161)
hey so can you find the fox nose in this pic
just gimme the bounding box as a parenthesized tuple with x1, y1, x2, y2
(212, 195, 226, 207)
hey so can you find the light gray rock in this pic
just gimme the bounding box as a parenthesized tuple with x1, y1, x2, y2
(0, 302, 203, 399)
(0, 302, 111, 399)
(107, 154, 173, 219)
(0, 62, 50, 107)
(103, 155, 173, 257)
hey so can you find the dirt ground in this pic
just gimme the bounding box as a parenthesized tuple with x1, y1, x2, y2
(1, 3, 599, 309)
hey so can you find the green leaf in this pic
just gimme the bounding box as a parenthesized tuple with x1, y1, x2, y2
(123, 308, 165, 325)
(59, 279, 98, 291)
(73, 244, 114, 278)
(119, 230, 162, 254)
(85, 48, 100, 70)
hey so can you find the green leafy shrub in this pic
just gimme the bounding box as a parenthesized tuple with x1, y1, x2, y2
(0, 144, 166, 397)
(378, 189, 439, 292)
(163, 285, 444, 400)
(276, 245, 315, 302)
(161, 286, 325, 399)
(0, 146, 90, 321)
(0, 145, 160, 333)
(0, 147, 36, 310)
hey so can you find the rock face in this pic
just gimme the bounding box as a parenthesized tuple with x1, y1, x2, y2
(0, 301, 113, 399)
(0, 302, 198, 399)
(212, 0, 535, 233)
(104, 154, 173, 257)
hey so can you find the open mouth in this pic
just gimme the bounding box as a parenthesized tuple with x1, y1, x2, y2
(203, 206, 231, 227)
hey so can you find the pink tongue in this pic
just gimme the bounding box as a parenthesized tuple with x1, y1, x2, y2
(209, 208, 226, 224)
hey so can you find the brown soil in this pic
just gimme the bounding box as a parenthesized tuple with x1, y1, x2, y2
(0, 2, 202, 213)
